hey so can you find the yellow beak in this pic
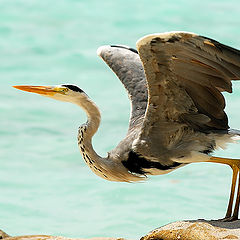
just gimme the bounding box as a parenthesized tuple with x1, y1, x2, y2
(13, 85, 58, 96)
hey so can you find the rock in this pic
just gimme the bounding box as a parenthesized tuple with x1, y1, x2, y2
(3, 236, 123, 240)
(141, 220, 240, 240)
(0, 231, 124, 240)
(2, 236, 123, 240)
(3, 238, 122, 240)
(0, 229, 10, 239)
(2, 220, 240, 240)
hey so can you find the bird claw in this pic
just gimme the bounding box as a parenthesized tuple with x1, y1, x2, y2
(218, 216, 238, 222)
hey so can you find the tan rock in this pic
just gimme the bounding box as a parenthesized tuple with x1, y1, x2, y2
(0, 229, 10, 238)
(3, 238, 122, 240)
(4, 237, 123, 240)
(0, 231, 123, 240)
(141, 220, 240, 240)
(2, 220, 240, 240)
(5, 237, 124, 240)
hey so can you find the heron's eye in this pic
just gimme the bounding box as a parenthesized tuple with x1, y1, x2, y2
(61, 88, 69, 93)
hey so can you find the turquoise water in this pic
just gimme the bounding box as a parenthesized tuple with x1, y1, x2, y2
(1, 0, 240, 239)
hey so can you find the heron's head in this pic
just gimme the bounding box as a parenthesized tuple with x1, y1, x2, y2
(13, 84, 88, 103)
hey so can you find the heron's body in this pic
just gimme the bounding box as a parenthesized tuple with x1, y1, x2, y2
(14, 31, 240, 220)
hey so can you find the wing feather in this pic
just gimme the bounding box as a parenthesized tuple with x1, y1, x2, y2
(97, 45, 147, 130)
(134, 32, 240, 159)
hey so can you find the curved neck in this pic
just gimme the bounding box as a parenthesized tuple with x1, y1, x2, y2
(72, 95, 144, 182)
(77, 97, 101, 139)
(73, 96, 101, 157)
(73, 95, 112, 180)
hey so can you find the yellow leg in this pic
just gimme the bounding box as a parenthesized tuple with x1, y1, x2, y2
(207, 156, 240, 221)
(232, 171, 240, 220)
(209, 156, 240, 168)
(225, 165, 238, 219)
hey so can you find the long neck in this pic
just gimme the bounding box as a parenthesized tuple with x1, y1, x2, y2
(73, 96, 104, 172)
(72, 95, 144, 182)
(77, 97, 101, 141)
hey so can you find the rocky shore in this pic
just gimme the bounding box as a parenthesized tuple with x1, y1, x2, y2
(1, 220, 240, 240)
(142, 220, 240, 240)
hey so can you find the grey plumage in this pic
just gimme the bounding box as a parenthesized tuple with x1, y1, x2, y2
(132, 32, 240, 166)
(98, 33, 240, 175)
(97, 45, 147, 130)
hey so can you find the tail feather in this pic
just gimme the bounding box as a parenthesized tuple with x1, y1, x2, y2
(229, 129, 240, 140)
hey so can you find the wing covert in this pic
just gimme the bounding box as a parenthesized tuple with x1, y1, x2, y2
(134, 31, 240, 158)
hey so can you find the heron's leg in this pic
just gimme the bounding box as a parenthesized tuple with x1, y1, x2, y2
(208, 156, 240, 167)
(224, 165, 238, 219)
(207, 156, 240, 221)
(232, 171, 240, 220)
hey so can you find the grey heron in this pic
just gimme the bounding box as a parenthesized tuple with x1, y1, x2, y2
(14, 31, 240, 221)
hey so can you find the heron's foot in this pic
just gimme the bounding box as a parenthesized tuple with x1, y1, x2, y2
(219, 216, 238, 222)
(208, 156, 240, 221)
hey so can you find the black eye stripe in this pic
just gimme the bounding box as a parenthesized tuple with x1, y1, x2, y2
(62, 85, 84, 93)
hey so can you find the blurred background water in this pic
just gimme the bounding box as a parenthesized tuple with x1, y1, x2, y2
(1, 0, 240, 239)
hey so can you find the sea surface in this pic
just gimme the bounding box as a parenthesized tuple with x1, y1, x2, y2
(1, 0, 240, 239)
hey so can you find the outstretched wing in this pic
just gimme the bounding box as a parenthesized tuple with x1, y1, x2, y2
(134, 31, 240, 159)
(97, 45, 147, 130)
